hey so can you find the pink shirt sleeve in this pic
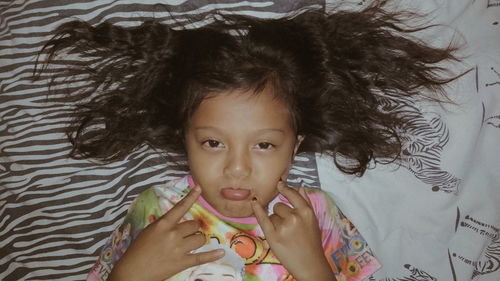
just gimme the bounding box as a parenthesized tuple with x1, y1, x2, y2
(86, 188, 164, 281)
(308, 189, 382, 281)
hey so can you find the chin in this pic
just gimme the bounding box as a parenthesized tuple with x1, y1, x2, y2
(220, 202, 254, 218)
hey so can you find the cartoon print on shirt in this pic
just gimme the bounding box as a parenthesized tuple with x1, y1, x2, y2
(119, 223, 132, 253)
(87, 176, 381, 281)
(185, 263, 239, 281)
(111, 227, 123, 263)
(204, 232, 279, 266)
(229, 233, 279, 265)
(329, 210, 375, 279)
(176, 244, 245, 281)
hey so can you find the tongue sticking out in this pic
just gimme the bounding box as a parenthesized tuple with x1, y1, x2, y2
(220, 188, 251, 201)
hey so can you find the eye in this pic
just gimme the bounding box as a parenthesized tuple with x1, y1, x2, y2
(202, 139, 224, 149)
(255, 142, 274, 150)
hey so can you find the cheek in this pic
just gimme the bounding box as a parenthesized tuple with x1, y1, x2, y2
(186, 139, 209, 183)
(186, 149, 220, 186)
(254, 154, 290, 179)
(252, 149, 295, 191)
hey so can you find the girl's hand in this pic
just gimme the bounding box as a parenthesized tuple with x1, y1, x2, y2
(109, 186, 225, 281)
(251, 181, 337, 281)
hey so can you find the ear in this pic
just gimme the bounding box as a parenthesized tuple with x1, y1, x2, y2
(293, 135, 305, 156)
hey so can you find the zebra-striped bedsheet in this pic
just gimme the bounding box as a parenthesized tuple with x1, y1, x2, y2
(2, 1, 500, 281)
(0, 1, 323, 280)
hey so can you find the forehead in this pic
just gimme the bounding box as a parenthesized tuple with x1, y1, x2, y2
(189, 88, 294, 132)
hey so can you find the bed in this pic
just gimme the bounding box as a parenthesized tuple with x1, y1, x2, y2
(1, 0, 499, 280)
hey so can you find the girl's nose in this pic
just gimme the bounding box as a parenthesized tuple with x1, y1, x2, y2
(223, 148, 251, 179)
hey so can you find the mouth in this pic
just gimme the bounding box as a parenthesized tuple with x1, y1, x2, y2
(220, 187, 251, 201)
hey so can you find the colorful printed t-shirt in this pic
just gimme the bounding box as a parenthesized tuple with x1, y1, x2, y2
(87, 176, 381, 281)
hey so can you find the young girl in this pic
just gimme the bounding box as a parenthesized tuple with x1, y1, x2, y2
(38, 1, 462, 280)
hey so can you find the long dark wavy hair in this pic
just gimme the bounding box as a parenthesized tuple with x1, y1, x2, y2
(36, 1, 464, 176)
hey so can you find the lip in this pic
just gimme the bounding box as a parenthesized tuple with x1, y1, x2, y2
(220, 187, 251, 201)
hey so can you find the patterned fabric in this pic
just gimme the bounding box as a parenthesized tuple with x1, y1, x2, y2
(87, 176, 381, 281)
(0, 1, 322, 280)
(2, 1, 499, 281)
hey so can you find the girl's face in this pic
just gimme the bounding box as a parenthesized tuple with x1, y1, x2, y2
(185, 87, 302, 218)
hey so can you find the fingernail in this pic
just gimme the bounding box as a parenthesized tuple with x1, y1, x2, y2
(193, 185, 201, 192)
(215, 249, 225, 257)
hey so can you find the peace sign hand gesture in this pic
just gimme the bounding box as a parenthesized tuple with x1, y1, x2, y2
(109, 186, 225, 281)
(251, 181, 337, 281)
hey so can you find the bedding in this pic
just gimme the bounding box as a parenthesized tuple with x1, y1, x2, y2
(0, 1, 498, 281)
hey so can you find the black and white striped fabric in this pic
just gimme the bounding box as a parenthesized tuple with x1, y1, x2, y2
(0, 1, 322, 280)
(1, 1, 499, 281)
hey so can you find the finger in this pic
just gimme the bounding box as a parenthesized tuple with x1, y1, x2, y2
(269, 214, 282, 227)
(273, 202, 293, 218)
(298, 187, 312, 206)
(251, 198, 276, 235)
(175, 220, 200, 237)
(186, 249, 225, 268)
(277, 182, 309, 210)
(183, 232, 206, 250)
(163, 185, 201, 225)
